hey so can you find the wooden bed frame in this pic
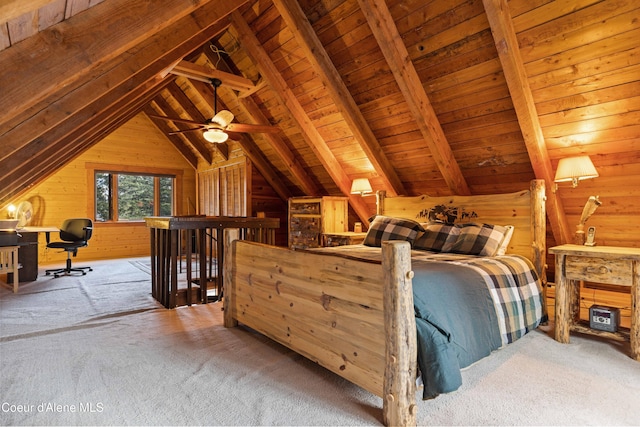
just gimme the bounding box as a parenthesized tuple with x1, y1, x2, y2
(223, 179, 546, 426)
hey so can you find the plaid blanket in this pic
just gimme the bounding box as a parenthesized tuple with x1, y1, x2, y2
(412, 253, 544, 345)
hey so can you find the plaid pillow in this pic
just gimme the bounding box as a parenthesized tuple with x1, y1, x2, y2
(413, 222, 460, 252)
(449, 223, 509, 256)
(363, 216, 423, 247)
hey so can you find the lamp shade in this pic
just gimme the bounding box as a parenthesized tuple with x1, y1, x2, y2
(554, 155, 598, 187)
(350, 178, 372, 195)
(203, 128, 229, 143)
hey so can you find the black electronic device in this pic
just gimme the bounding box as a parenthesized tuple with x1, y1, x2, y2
(589, 305, 620, 332)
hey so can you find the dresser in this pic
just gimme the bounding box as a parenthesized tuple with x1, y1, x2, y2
(549, 244, 639, 361)
(288, 196, 348, 249)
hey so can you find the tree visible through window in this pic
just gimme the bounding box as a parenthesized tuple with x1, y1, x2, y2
(95, 172, 174, 221)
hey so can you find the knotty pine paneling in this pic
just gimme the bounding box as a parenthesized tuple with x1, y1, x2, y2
(514, 0, 640, 248)
(12, 113, 196, 266)
(197, 144, 289, 245)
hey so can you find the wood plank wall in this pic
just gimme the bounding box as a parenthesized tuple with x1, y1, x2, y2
(12, 113, 197, 266)
(508, 0, 640, 328)
(197, 141, 288, 246)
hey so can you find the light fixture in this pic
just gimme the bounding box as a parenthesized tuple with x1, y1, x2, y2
(350, 178, 373, 196)
(203, 128, 229, 143)
(202, 78, 232, 144)
(554, 155, 598, 188)
(6, 204, 16, 219)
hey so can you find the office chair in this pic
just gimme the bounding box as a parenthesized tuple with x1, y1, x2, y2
(45, 218, 93, 278)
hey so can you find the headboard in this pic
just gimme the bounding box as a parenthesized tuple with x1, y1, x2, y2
(376, 179, 546, 280)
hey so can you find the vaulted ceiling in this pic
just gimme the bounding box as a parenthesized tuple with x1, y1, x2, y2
(2, 0, 640, 248)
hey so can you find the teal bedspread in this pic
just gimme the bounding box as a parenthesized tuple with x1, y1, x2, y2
(411, 261, 501, 398)
(410, 254, 544, 399)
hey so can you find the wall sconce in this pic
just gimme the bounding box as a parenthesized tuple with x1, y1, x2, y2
(350, 178, 373, 196)
(554, 155, 598, 189)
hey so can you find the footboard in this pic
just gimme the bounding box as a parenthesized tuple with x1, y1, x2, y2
(223, 233, 417, 426)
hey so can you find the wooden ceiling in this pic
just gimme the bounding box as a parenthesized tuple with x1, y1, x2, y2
(2, 0, 640, 248)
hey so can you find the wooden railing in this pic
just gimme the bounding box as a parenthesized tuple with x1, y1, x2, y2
(144, 216, 280, 308)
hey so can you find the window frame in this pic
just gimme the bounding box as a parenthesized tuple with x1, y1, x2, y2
(87, 163, 183, 226)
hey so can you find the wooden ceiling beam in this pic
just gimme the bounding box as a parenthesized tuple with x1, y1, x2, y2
(200, 49, 321, 196)
(357, 0, 471, 196)
(0, 3, 238, 160)
(235, 133, 293, 201)
(5, 77, 172, 197)
(170, 60, 255, 92)
(150, 92, 215, 164)
(143, 106, 199, 168)
(237, 95, 320, 196)
(0, 2, 241, 202)
(186, 77, 292, 200)
(78, 77, 179, 149)
(0, 0, 235, 133)
(0, 76, 176, 203)
(272, 0, 406, 197)
(483, 0, 571, 245)
(231, 11, 374, 224)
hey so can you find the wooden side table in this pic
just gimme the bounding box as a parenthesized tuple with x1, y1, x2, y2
(0, 246, 20, 293)
(322, 232, 367, 247)
(549, 244, 639, 361)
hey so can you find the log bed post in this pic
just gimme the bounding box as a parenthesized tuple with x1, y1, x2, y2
(530, 179, 546, 282)
(223, 228, 239, 328)
(530, 179, 548, 317)
(382, 241, 417, 427)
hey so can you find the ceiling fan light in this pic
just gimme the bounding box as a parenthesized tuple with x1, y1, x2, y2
(203, 129, 228, 143)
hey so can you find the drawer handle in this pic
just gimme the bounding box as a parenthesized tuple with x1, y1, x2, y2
(586, 266, 609, 274)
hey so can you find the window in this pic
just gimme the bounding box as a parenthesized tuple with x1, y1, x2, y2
(95, 172, 174, 222)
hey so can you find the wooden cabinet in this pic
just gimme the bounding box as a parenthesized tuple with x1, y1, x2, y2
(288, 196, 348, 249)
(549, 244, 639, 361)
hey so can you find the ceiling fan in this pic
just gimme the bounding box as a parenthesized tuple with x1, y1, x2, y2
(151, 78, 278, 143)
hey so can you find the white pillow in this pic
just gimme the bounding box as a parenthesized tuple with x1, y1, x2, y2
(495, 225, 514, 256)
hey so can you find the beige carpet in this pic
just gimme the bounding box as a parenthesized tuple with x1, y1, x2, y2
(1, 258, 639, 426)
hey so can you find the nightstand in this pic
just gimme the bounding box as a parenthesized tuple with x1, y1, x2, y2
(549, 244, 639, 361)
(322, 232, 367, 247)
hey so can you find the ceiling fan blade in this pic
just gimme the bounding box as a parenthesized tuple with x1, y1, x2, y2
(148, 114, 204, 126)
(211, 110, 234, 128)
(168, 127, 204, 135)
(226, 123, 280, 134)
(225, 131, 243, 141)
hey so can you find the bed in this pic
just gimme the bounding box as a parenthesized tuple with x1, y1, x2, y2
(223, 179, 547, 426)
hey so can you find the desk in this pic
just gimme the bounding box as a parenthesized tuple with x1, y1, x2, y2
(11, 226, 58, 282)
(144, 216, 280, 309)
(549, 244, 639, 361)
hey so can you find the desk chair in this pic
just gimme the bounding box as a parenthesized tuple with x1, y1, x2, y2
(45, 218, 93, 278)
